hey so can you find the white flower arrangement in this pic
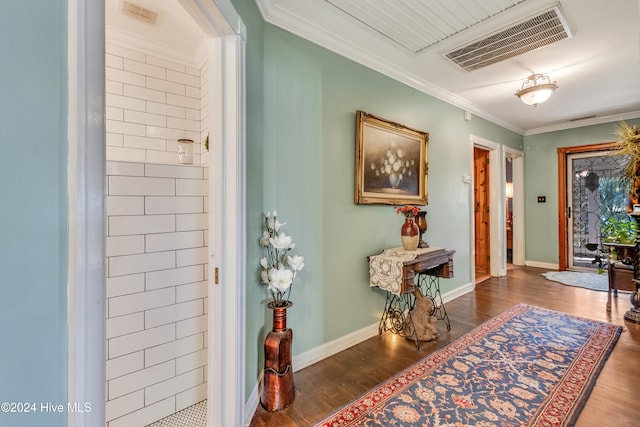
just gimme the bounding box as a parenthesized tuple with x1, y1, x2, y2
(259, 211, 305, 307)
(371, 141, 415, 187)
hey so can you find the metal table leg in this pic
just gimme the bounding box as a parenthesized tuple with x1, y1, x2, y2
(378, 291, 420, 349)
(417, 272, 451, 331)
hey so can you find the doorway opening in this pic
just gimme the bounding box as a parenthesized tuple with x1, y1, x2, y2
(474, 146, 491, 282)
(70, 2, 245, 426)
(506, 157, 513, 266)
(504, 147, 524, 271)
(470, 135, 509, 282)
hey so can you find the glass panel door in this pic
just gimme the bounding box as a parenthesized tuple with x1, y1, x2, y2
(567, 151, 629, 270)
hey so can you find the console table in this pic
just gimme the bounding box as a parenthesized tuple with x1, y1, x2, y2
(368, 247, 455, 349)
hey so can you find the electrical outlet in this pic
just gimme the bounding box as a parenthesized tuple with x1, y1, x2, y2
(538, 196, 546, 203)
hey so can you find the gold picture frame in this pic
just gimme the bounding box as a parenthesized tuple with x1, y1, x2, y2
(354, 110, 428, 205)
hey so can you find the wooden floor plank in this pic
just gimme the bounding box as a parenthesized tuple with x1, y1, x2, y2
(249, 267, 640, 426)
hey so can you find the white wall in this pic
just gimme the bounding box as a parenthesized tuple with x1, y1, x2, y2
(105, 162, 209, 427)
(104, 41, 210, 426)
(105, 42, 205, 165)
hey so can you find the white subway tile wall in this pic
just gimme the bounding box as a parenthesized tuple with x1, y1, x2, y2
(200, 61, 209, 166)
(106, 161, 208, 427)
(106, 42, 208, 165)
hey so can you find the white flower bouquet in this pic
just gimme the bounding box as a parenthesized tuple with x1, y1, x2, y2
(259, 211, 305, 307)
(371, 141, 415, 188)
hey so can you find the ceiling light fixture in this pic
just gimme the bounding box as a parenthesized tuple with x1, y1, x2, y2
(515, 73, 558, 107)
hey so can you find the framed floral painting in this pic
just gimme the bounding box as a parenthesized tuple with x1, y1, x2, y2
(354, 110, 429, 205)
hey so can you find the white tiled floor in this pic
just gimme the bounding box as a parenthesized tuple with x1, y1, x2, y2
(146, 400, 206, 427)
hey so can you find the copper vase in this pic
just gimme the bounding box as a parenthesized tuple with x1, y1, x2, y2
(260, 301, 295, 411)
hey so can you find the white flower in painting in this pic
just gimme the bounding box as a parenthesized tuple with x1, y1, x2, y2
(287, 255, 305, 271)
(374, 142, 416, 185)
(270, 233, 294, 250)
(269, 267, 294, 293)
(260, 257, 268, 269)
(265, 211, 271, 218)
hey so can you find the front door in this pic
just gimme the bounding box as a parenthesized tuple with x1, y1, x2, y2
(566, 151, 629, 269)
(474, 147, 491, 279)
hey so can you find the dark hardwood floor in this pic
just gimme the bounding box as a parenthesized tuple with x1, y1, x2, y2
(250, 267, 640, 426)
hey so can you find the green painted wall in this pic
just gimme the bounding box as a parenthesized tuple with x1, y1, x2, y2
(0, 1, 68, 426)
(237, 0, 523, 398)
(523, 118, 640, 265)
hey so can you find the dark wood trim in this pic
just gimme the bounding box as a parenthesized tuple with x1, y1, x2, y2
(557, 142, 618, 270)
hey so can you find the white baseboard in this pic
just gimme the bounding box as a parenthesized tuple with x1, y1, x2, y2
(243, 377, 261, 426)
(293, 322, 380, 371)
(243, 280, 476, 424)
(525, 260, 559, 270)
(442, 281, 475, 302)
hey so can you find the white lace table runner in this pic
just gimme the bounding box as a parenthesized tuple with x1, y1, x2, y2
(369, 247, 441, 295)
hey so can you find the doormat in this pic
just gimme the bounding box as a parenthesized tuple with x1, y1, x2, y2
(314, 304, 622, 427)
(542, 270, 610, 292)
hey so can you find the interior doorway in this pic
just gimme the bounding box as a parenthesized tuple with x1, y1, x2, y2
(71, 1, 245, 427)
(504, 147, 525, 270)
(506, 157, 514, 265)
(474, 146, 491, 282)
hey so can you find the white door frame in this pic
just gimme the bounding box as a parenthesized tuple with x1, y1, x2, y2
(202, 34, 247, 427)
(505, 147, 525, 267)
(67, 2, 106, 426)
(179, 2, 247, 425)
(469, 135, 502, 280)
(68, 1, 246, 426)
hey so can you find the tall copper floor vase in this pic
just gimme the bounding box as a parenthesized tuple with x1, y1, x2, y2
(260, 301, 295, 411)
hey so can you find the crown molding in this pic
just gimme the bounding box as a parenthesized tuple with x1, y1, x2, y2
(524, 111, 640, 136)
(105, 25, 205, 68)
(255, 0, 526, 135)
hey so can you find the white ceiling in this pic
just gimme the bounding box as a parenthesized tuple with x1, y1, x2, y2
(105, 0, 205, 63)
(255, 0, 640, 135)
(106, 0, 640, 135)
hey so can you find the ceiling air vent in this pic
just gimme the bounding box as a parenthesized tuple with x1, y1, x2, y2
(445, 5, 572, 72)
(122, 1, 158, 25)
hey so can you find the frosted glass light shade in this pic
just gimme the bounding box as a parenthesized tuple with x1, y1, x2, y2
(515, 74, 557, 107)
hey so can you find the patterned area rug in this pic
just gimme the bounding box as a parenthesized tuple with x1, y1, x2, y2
(542, 271, 610, 292)
(314, 304, 622, 427)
